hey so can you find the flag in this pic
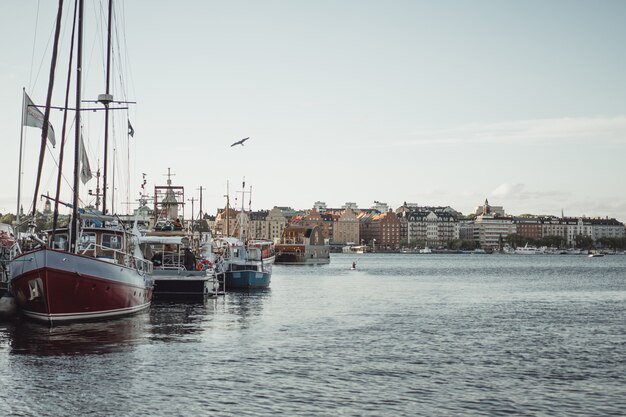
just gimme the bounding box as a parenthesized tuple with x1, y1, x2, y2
(23, 92, 56, 146)
(79, 133, 93, 184)
(128, 120, 134, 137)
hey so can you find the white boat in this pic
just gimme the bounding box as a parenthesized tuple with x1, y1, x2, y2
(139, 235, 214, 296)
(516, 244, 539, 255)
(419, 247, 432, 254)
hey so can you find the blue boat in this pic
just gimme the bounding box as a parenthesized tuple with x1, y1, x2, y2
(213, 237, 272, 290)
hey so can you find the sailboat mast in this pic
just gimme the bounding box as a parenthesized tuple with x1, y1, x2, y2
(31, 0, 65, 218)
(70, 0, 84, 253)
(52, 0, 78, 237)
(101, 0, 113, 214)
(16, 88, 25, 234)
(225, 180, 230, 237)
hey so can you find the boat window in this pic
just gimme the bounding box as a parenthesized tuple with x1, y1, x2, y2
(52, 234, 68, 250)
(102, 234, 122, 250)
(79, 233, 96, 251)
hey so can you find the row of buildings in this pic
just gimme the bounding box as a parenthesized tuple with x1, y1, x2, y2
(209, 199, 625, 250)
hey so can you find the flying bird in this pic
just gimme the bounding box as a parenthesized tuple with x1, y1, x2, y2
(231, 137, 250, 147)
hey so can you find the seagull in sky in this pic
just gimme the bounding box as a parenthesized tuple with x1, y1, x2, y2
(230, 137, 250, 147)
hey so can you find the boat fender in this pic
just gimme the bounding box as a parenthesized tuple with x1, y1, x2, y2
(196, 259, 212, 271)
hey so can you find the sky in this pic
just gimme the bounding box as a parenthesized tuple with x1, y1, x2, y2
(1, 0, 625, 220)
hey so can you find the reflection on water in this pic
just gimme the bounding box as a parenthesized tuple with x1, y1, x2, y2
(0, 290, 275, 356)
(5, 314, 149, 356)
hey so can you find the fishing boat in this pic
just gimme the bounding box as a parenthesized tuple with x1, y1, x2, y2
(10, 0, 153, 324)
(139, 234, 213, 296)
(212, 237, 271, 289)
(211, 181, 272, 289)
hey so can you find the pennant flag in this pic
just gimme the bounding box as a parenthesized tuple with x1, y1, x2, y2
(79, 133, 93, 184)
(128, 120, 134, 137)
(23, 92, 56, 146)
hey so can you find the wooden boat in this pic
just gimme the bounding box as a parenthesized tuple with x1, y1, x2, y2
(10, 0, 153, 324)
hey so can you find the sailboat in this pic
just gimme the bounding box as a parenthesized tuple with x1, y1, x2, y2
(10, 0, 153, 324)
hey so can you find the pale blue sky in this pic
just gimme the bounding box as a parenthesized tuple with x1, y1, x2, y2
(1, 0, 625, 219)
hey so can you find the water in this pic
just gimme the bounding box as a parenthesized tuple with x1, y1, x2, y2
(1, 253, 625, 416)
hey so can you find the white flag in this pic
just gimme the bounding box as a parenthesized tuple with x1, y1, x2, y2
(23, 92, 56, 146)
(79, 133, 93, 184)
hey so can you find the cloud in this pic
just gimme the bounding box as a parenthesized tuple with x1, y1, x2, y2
(407, 115, 626, 145)
(491, 183, 570, 201)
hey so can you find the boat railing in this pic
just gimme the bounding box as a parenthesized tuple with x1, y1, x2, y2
(79, 243, 153, 275)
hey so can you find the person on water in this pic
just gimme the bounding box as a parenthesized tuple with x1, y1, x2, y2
(352, 261, 356, 269)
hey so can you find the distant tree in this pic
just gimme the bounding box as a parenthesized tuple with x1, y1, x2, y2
(505, 233, 527, 249)
(0, 213, 16, 225)
(538, 235, 566, 249)
(447, 239, 477, 251)
(574, 234, 594, 250)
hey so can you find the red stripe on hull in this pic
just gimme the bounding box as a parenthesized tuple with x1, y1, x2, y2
(11, 267, 152, 324)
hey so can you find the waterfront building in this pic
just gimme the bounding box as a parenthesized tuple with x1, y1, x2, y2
(405, 210, 460, 248)
(332, 207, 360, 245)
(321, 213, 335, 242)
(458, 219, 475, 241)
(266, 207, 288, 243)
(513, 216, 543, 240)
(589, 217, 625, 241)
(541, 216, 568, 242)
(360, 209, 401, 248)
(473, 214, 515, 249)
(248, 210, 269, 240)
(566, 217, 593, 246)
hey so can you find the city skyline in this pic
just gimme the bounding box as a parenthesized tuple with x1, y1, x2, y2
(1, 1, 625, 220)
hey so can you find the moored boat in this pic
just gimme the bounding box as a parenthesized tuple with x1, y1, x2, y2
(10, 0, 153, 324)
(213, 237, 271, 289)
(274, 225, 330, 265)
(11, 225, 153, 324)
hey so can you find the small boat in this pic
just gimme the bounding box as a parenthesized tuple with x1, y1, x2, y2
(419, 246, 432, 254)
(515, 244, 539, 255)
(212, 237, 271, 289)
(139, 235, 213, 296)
(588, 252, 604, 258)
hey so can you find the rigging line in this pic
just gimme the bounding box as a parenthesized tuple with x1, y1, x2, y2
(110, 4, 126, 103)
(27, 0, 41, 90)
(82, 0, 105, 98)
(95, 0, 107, 86)
(115, 0, 129, 100)
(30, 6, 57, 93)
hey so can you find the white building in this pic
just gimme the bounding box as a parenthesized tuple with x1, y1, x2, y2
(406, 211, 459, 248)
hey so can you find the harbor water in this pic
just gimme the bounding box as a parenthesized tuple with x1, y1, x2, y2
(1, 253, 625, 416)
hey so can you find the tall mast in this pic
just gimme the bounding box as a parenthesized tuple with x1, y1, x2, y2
(31, 0, 65, 218)
(225, 181, 230, 237)
(16, 88, 26, 234)
(101, 0, 113, 214)
(52, 0, 78, 236)
(70, 0, 84, 253)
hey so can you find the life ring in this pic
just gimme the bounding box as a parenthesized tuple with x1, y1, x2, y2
(196, 259, 212, 271)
